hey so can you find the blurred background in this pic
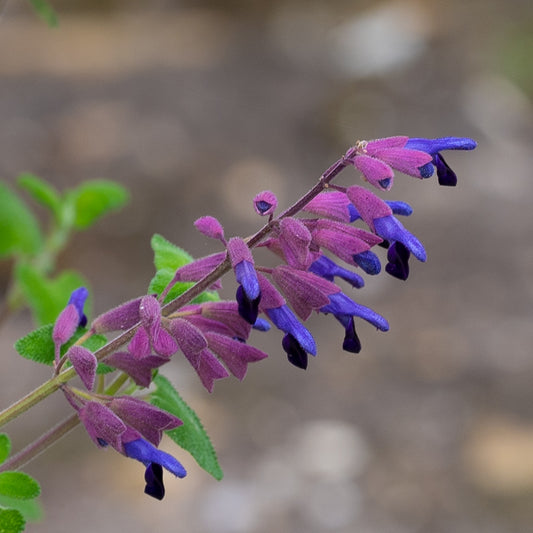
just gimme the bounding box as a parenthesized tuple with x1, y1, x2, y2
(1, 0, 533, 531)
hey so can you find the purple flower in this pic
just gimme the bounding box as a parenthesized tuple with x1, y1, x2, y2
(271, 265, 339, 321)
(309, 255, 365, 289)
(405, 137, 477, 186)
(372, 215, 426, 263)
(127, 296, 178, 358)
(109, 396, 182, 446)
(282, 333, 309, 369)
(104, 351, 170, 388)
(52, 287, 89, 365)
(321, 292, 389, 332)
(66, 346, 97, 391)
(340, 316, 361, 353)
(347, 185, 426, 268)
(344, 136, 433, 191)
(78, 401, 127, 450)
(253, 191, 278, 216)
(77, 400, 185, 500)
(170, 252, 226, 286)
(52, 305, 80, 349)
(166, 317, 229, 392)
(308, 219, 382, 274)
(257, 273, 316, 367)
(385, 241, 410, 281)
(320, 293, 389, 354)
(91, 297, 143, 334)
(68, 287, 89, 327)
(277, 217, 316, 270)
(123, 434, 186, 500)
(204, 331, 268, 380)
(194, 216, 226, 243)
(190, 301, 255, 340)
(303, 191, 353, 223)
(227, 237, 261, 324)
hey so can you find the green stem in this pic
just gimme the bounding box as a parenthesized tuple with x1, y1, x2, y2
(0, 370, 76, 429)
(104, 372, 130, 396)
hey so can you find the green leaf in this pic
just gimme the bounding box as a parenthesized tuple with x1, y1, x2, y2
(0, 182, 42, 259)
(14, 324, 54, 366)
(149, 268, 219, 305)
(0, 436, 10, 466)
(151, 375, 223, 480)
(96, 363, 114, 374)
(149, 235, 220, 304)
(0, 473, 40, 501)
(151, 234, 194, 271)
(27, 0, 58, 27)
(15, 325, 104, 367)
(15, 264, 88, 326)
(0, 508, 25, 533)
(148, 269, 193, 304)
(82, 333, 107, 353)
(0, 495, 42, 523)
(70, 180, 129, 230)
(16, 173, 61, 218)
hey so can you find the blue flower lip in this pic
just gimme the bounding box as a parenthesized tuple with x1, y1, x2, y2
(405, 137, 477, 154)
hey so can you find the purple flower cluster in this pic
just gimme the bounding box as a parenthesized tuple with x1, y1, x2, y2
(93, 294, 268, 392)
(53, 134, 475, 498)
(65, 389, 185, 500)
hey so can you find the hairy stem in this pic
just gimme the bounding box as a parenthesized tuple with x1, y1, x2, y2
(0, 414, 80, 473)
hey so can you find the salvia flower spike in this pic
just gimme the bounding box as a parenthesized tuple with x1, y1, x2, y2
(40, 132, 476, 506)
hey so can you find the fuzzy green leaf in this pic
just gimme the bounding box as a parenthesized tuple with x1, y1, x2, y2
(14, 324, 55, 365)
(151, 375, 223, 480)
(0, 182, 42, 259)
(0, 473, 40, 501)
(148, 269, 193, 304)
(0, 495, 42, 523)
(0, 436, 10, 466)
(15, 264, 88, 326)
(149, 234, 220, 304)
(15, 325, 104, 367)
(16, 173, 61, 218)
(27, 0, 58, 27)
(151, 234, 194, 271)
(149, 268, 219, 305)
(0, 508, 25, 533)
(70, 180, 128, 230)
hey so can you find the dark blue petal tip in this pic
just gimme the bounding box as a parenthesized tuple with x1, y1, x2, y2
(353, 250, 381, 275)
(342, 318, 361, 354)
(144, 463, 165, 500)
(418, 162, 434, 178)
(282, 333, 308, 369)
(236, 285, 260, 325)
(386, 242, 410, 281)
